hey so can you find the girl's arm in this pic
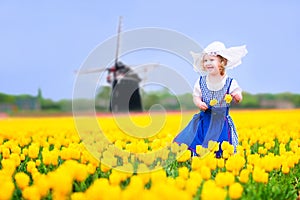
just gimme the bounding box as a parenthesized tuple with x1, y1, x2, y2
(231, 89, 243, 103)
(193, 96, 208, 110)
(193, 77, 208, 110)
(229, 79, 243, 103)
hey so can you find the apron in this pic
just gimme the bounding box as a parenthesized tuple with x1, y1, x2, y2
(174, 76, 238, 157)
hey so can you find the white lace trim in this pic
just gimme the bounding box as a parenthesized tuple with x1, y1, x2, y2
(193, 76, 241, 97)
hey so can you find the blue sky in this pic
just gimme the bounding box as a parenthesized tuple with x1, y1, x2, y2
(1, 1, 299, 101)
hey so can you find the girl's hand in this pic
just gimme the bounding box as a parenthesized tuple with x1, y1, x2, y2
(198, 101, 208, 111)
(231, 92, 243, 103)
(193, 96, 208, 111)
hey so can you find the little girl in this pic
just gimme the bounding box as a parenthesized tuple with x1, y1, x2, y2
(174, 41, 247, 157)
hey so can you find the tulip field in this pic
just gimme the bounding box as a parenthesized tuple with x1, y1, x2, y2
(0, 109, 300, 200)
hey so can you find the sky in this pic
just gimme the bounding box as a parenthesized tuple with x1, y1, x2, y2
(1, 0, 300, 101)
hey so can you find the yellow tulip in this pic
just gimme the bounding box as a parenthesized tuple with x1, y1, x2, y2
(201, 180, 227, 200)
(209, 99, 218, 106)
(185, 178, 199, 196)
(224, 94, 233, 104)
(217, 158, 225, 168)
(23, 186, 41, 200)
(175, 176, 186, 189)
(282, 164, 290, 174)
(228, 182, 244, 199)
(189, 171, 202, 185)
(28, 143, 39, 159)
(178, 166, 189, 180)
(252, 167, 269, 183)
(191, 156, 202, 170)
(2, 147, 10, 159)
(200, 166, 211, 180)
(0, 175, 15, 200)
(215, 172, 235, 187)
(239, 169, 250, 183)
(71, 192, 87, 200)
(34, 174, 50, 197)
(177, 150, 191, 162)
(14, 172, 30, 189)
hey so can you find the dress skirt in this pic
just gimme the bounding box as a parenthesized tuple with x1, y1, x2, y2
(174, 106, 237, 157)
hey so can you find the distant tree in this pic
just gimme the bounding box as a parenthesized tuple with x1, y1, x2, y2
(37, 88, 42, 101)
(177, 93, 194, 110)
(142, 93, 160, 110)
(0, 93, 15, 103)
(58, 99, 72, 112)
(41, 98, 61, 110)
(234, 92, 260, 108)
(95, 86, 111, 111)
(291, 94, 300, 107)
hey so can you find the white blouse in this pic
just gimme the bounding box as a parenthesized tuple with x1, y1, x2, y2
(193, 75, 241, 98)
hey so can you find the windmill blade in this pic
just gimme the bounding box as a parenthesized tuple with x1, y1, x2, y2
(75, 67, 107, 75)
(130, 62, 160, 71)
(129, 62, 160, 82)
(115, 16, 123, 65)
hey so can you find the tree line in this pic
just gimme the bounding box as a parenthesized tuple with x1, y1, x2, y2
(1, 86, 300, 114)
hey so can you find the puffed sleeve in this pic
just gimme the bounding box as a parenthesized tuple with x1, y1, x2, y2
(193, 77, 202, 97)
(192, 77, 202, 107)
(229, 79, 242, 94)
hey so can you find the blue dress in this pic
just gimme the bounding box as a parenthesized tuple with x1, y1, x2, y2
(174, 76, 239, 157)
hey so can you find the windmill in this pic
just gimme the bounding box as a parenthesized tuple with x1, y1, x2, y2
(76, 17, 157, 113)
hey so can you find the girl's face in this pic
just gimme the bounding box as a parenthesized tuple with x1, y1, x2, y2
(202, 54, 222, 75)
